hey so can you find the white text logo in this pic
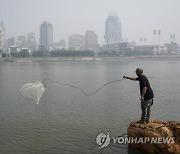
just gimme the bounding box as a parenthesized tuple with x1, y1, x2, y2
(96, 132, 110, 149)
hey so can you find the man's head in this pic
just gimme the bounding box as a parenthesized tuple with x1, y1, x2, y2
(135, 68, 143, 76)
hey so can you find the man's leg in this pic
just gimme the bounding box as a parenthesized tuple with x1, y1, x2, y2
(140, 101, 148, 124)
(146, 99, 153, 123)
(146, 106, 150, 123)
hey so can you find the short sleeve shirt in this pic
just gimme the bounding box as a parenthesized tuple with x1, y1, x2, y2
(136, 75, 154, 100)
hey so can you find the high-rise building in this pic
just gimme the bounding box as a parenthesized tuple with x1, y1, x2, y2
(104, 11, 122, 44)
(0, 22, 5, 48)
(0, 25, 4, 49)
(39, 21, 53, 51)
(85, 30, 99, 51)
(53, 40, 66, 50)
(68, 34, 85, 50)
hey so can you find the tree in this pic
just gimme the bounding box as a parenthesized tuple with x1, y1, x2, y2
(50, 50, 95, 57)
(32, 50, 49, 57)
(11, 51, 30, 57)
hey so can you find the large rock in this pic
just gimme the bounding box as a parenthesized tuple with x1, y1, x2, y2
(127, 120, 180, 154)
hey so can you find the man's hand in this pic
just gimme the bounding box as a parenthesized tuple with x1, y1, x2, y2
(123, 76, 137, 81)
(123, 76, 127, 79)
(140, 96, 144, 102)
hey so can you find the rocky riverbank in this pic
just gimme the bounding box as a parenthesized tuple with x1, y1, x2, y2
(128, 120, 180, 154)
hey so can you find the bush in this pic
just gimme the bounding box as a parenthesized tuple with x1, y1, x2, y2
(32, 50, 49, 57)
(98, 50, 121, 56)
(123, 50, 153, 56)
(50, 50, 95, 57)
(11, 51, 30, 57)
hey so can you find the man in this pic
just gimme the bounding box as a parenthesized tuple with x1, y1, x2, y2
(123, 68, 154, 124)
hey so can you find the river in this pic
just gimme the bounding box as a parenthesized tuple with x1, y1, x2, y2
(0, 58, 179, 154)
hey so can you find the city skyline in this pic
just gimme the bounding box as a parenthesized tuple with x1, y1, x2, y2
(0, 0, 180, 45)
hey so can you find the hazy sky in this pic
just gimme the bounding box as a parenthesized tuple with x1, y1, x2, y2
(0, 0, 180, 45)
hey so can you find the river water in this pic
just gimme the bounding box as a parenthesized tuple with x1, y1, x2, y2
(0, 58, 179, 154)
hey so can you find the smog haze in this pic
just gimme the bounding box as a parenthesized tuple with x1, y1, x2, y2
(0, 0, 179, 45)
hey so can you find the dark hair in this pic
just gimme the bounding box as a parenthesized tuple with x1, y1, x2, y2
(136, 68, 143, 73)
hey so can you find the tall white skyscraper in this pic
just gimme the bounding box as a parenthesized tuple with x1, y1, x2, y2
(104, 11, 122, 44)
(39, 21, 53, 51)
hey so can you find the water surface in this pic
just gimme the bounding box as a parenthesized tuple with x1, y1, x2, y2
(0, 59, 179, 154)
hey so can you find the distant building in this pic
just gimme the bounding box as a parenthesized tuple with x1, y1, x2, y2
(60, 40, 66, 48)
(104, 11, 122, 44)
(2, 48, 10, 55)
(133, 45, 159, 53)
(68, 34, 85, 50)
(0, 51, 2, 63)
(8, 46, 31, 54)
(158, 45, 167, 54)
(9, 46, 20, 53)
(0, 21, 6, 48)
(177, 44, 180, 54)
(39, 21, 53, 51)
(0, 25, 2, 62)
(102, 41, 134, 53)
(85, 30, 99, 51)
(53, 42, 61, 50)
(27, 33, 35, 41)
(164, 43, 177, 54)
(53, 40, 66, 50)
(23, 41, 37, 52)
(16, 33, 37, 52)
(17, 35, 26, 47)
(0, 25, 4, 49)
(21, 48, 31, 54)
(25, 33, 37, 51)
(7, 37, 16, 47)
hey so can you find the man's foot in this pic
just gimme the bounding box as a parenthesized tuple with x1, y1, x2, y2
(137, 120, 146, 124)
(146, 120, 149, 124)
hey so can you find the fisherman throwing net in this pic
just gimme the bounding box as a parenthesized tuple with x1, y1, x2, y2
(123, 68, 154, 124)
(19, 68, 154, 125)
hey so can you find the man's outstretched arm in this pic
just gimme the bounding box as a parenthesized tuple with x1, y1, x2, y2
(123, 76, 137, 81)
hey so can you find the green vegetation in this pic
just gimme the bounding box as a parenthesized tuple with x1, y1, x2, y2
(98, 49, 153, 56)
(11, 51, 30, 57)
(123, 50, 153, 56)
(9, 49, 154, 58)
(50, 50, 95, 57)
(98, 50, 121, 56)
(10, 50, 95, 58)
(32, 50, 49, 57)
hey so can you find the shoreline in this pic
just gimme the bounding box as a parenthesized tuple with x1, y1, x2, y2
(2, 55, 180, 63)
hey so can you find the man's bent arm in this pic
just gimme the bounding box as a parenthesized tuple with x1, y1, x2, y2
(141, 87, 147, 100)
